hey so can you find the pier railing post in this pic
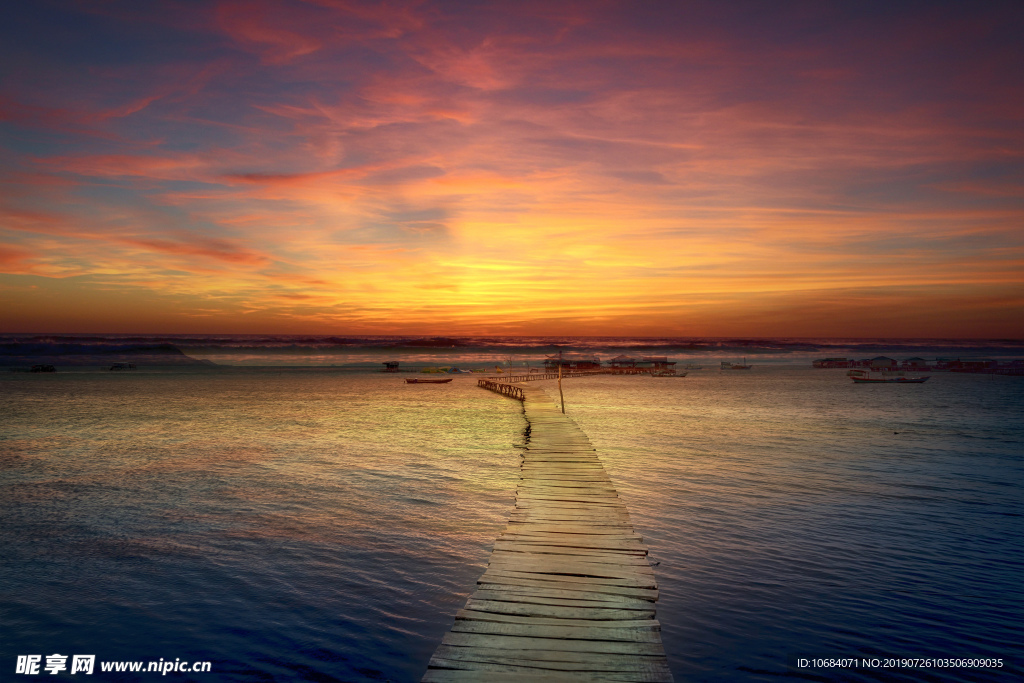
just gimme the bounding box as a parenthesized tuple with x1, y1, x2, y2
(558, 363, 565, 413)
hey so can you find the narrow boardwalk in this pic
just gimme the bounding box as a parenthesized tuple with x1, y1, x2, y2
(423, 384, 672, 682)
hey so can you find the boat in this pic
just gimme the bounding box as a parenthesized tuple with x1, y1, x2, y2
(720, 358, 752, 370)
(652, 370, 686, 377)
(405, 378, 453, 384)
(849, 370, 929, 383)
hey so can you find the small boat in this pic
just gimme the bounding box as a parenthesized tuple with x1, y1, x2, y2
(849, 370, 929, 383)
(405, 378, 453, 384)
(720, 358, 752, 370)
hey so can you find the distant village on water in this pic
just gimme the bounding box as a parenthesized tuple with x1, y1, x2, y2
(812, 356, 1024, 375)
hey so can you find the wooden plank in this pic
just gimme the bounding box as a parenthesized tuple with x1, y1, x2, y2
(422, 670, 674, 683)
(440, 633, 666, 656)
(492, 542, 648, 558)
(456, 610, 659, 629)
(477, 575, 659, 600)
(470, 589, 653, 609)
(475, 584, 655, 605)
(451, 620, 661, 642)
(485, 561, 655, 580)
(494, 536, 646, 550)
(509, 524, 635, 530)
(503, 527, 642, 538)
(430, 649, 673, 673)
(508, 509, 629, 519)
(464, 599, 655, 621)
(425, 661, 673, 681)
(508, 517, 632, 526)
(470, 589, 654, 608)
(481, 569, 656, 590)
(489, 550, 651, 567)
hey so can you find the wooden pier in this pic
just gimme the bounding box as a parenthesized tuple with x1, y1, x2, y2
(487, 369, 651, 383)
(478, 379, 526, 401)
(423, 384, 672, 682)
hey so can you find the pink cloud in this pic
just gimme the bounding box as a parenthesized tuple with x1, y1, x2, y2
(0, 244, 36, 271)
(215, 1, 323, 64)
(40, 153, 222, 182)
(119, 235, 273, 266)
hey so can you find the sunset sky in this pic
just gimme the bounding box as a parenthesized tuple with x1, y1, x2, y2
(1, 0, 1022, 337)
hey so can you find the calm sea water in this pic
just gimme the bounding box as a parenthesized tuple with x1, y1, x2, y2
(2, 364, 1021, 682)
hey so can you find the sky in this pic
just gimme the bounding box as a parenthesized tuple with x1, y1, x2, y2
(1, 0, 1022, 338)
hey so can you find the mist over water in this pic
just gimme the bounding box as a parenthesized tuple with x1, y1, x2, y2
(2, 348, 1022, 681)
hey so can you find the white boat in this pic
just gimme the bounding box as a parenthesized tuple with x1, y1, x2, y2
(848, 369, 929, 384)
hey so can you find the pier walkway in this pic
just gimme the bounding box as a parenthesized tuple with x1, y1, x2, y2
(422, 384, 672, 682)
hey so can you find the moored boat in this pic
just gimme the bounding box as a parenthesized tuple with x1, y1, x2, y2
(849, 370, 929, 383)
(405, 378, 453, 384)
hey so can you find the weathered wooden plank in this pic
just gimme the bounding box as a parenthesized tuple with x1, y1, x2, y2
(509, 509, 629, 518)
(451, 620, 661, 642)
(456, 609, 659, 629)
(516, 490, 620, 499)
(425, 660, 673, 681)
(508, 517, 632, 527)
(483, 564, 653, 579)
(503, 528, 642, 539)
(440, 633, 667, 656)
(508, 523, 635, 531)
(518, 483, 617, 490)
(470, 589, 654, 608)
(481, 569, 656, 590)
(470, 589, 653, 608)
(424, 670, 673, 683)
(489, 550, 652, 564)
(495, 536, 646, 551)
(485, 561, 656, 581)
(423, 670, 584, 682)
(430, 649, 674, 673)
(490, 549, 652, 567)
(474, 584, 656, 606)
(465, 599, 655, 621)
(477, 575, 659, 600)
(503, 527, 639, 535)
(492, 542, 648, 559)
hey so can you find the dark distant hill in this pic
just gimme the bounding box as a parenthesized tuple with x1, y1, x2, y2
(0, 342, 214, 367)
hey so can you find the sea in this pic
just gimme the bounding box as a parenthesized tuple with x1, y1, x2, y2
(2, 335, 1022, 682)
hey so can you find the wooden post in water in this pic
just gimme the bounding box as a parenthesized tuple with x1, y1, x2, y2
(558, 362, 565, 413)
